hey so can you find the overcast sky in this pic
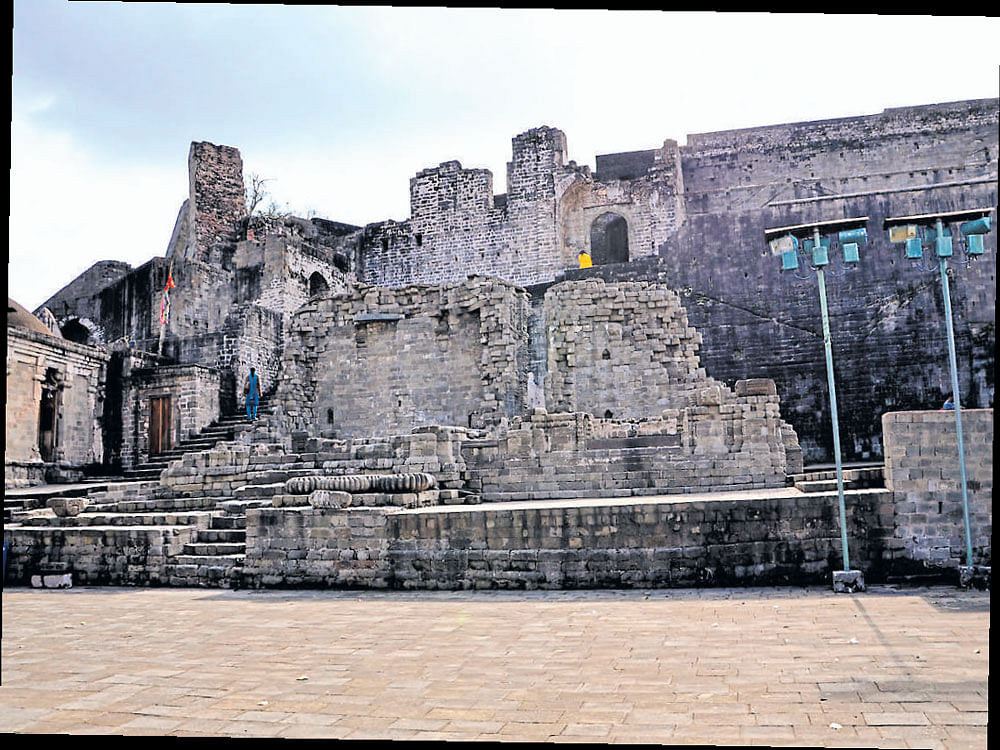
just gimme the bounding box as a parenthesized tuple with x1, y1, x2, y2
(10, 4, 1000, 311)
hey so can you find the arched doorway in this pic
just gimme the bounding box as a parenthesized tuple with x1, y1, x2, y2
(308, 272, 330, 297)
(590, 212, 629, 265)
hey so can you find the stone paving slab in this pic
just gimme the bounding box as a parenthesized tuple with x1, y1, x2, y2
(0, 585, 988, 746)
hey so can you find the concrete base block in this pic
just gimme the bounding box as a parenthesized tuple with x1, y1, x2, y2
(832, 569, 866, 593)
(958, 565, 991, 590)
(31, 573, 73, 589)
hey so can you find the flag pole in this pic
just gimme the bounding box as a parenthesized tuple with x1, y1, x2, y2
(158, 262, 174, 357)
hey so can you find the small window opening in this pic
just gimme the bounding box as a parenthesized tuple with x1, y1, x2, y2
(589, 212, 629, 265)
(326, 408, 334, 424)
(604, 410, 613, 419)
(415, 233, 423, 247)
(601, 349, 611, 360)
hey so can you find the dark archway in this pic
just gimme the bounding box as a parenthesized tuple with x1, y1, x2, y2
(309, 272, 330, 297)
(589, 212, 629, 265)
(60, 319, 90, 345)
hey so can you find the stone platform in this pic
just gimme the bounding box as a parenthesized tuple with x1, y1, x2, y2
(0, 585, 989, 744)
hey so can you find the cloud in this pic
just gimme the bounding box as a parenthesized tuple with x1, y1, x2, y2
(10, 115, 186, 311)
(9, 5, 999, 311)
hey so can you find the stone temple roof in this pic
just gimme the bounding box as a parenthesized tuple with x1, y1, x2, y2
(7, 298, 60, 338)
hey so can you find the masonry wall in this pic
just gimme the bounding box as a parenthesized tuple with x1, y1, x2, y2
(679, 99, 998, 216)
(121, 363, 222, 468)
(3, 525, 199, 585)
(5, 326, 110, 486)
(659, 182, 996, 463)
(544, 278, 708, 416)
(40, 257, 170, 351)
(187, 141, 247, 263)
(388, 491, 892, 589)
(557, 139, 686, 265)
(359, 128, 568, 287)
(34, 99, 997, 469)
(35, 260, 133, 341)
(237, 488, 892, 590)
(464, 393, 793, 503)
(276, 278, 532, 437)
(243, 507, 394, 588)
(882, 409, 992, 569)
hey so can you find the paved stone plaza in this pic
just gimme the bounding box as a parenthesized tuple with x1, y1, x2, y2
(0, 585, 988, 745)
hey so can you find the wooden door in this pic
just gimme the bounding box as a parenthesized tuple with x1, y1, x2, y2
(149, 396, 172, 455)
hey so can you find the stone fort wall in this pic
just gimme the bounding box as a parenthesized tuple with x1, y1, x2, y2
(37, 98, 997, 464)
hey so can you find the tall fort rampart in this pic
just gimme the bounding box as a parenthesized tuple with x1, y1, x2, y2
(34, 98, 997, 468)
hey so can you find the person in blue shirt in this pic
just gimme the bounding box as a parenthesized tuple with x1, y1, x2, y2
(941, 395, 955, 410)
(245, 367, 261, 421)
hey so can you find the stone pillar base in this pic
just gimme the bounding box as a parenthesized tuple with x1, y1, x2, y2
(958, 565, 991, 591)
(832, 570, 866, 593)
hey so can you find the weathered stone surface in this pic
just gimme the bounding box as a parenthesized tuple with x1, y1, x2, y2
(882, 409, 992, 569)
(5, 324, 110, 487)
(307, 490, 351, 509)
(31, 99, 997, 468)
(47, 497, 87, 517)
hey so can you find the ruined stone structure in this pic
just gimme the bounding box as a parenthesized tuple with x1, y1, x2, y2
(35, 98, 996, 474)
(7, 102, 995, 593)
(6, 300, 110, 486)
(5, 408, 990, 588)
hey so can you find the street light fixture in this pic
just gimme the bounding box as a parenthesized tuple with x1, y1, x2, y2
(765, 216, 869, 593)
(883, 207, 994, 588)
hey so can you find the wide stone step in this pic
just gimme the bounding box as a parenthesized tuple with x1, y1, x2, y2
(791, 466, 884, 484)
(92, 496, 223, 513)
(220, 411, 274, 421)
(196, 426, 235, 435)
(122, 469, 166, 480)
(792, 471, 884, 492)
(171, 553, 244, 567)
(21, 512, 207, 527)
(175, 438, 218, 446)
(220, 498, 272, 515)
(233, 482, 286, 499)
(795, 479, 841, 493)
(211, 514, 247, 530)
(182, 542, 246, 556)
(196, 529, 246, 543)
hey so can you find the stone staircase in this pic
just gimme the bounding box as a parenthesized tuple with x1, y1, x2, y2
(4, 479, 163, 525)
(162, 495, 278, 587)
(123, 395, 275, 480)
(790, 464, 884, 493)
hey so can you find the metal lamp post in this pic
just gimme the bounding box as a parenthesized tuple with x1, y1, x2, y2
(766, 217, 869, 593)
(884, 208, 994, 587)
